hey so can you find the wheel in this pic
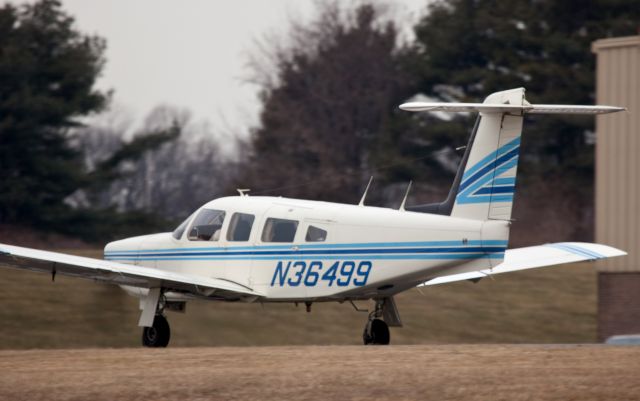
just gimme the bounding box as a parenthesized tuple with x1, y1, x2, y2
(362, 318, 390, 345)
(142, 314, 171, 347)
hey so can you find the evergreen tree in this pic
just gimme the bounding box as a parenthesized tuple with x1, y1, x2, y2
(0, 0, 183, 240)
(410, 0, 640, 175)
(0, 0, 107, 225)
(400, 0, 640, 241)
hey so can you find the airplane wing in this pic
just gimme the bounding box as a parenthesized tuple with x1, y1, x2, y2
(0, 243, 263, 300)
(421, 242, 625, 286)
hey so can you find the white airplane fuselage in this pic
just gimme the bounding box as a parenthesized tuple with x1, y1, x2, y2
(104, 195, 510, 302)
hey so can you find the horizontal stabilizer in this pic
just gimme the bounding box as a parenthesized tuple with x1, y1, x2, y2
(399, 102, 625, 114)
(420, 242, 626, 286)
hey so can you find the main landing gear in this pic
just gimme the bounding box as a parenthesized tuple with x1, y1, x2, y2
(139, 288, 172, 348)
(363, 318, 390, 345)
(142, 314, 171, 348)
(362, 299, 391, 345)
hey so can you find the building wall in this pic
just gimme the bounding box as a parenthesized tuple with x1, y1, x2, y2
(592, 35, 640, 340)
(597, 273, 640, 341)
(592, 36, 640, 272)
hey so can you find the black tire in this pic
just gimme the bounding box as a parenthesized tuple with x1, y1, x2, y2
(142, 314, 171, 347)
(363, 319, 390, 345)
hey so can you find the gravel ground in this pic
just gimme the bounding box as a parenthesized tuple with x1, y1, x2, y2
(0, 345, 638, 401)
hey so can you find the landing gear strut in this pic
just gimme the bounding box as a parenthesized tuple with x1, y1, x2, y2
(139, 289, 171, 347)
(362, 299, 390, 345)
(142, 314, 171, 347)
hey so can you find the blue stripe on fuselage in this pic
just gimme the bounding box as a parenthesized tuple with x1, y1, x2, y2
(104, 239, 509, 256)
(107, 246, 506, 259)
(105, 252, 506, 262)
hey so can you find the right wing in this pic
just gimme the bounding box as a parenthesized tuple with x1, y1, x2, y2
(0, 243, 262, 300)
(422, 242, 625, 286)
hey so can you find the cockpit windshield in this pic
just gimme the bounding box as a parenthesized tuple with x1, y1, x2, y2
(187, 209, 226, 241)
(172, 212, 195, 240)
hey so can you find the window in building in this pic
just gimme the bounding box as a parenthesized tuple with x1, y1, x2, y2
(227, 213, 255, 241)
(261, 218, 298, 243)
(188, 209, 226, 241)
(305, 225, 327, 242)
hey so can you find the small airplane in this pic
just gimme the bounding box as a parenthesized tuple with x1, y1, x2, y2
(0, 88, 627, 347)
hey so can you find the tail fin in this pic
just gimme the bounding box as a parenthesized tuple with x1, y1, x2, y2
(451, 88, 524, 221)
(401, 87, 624, 221)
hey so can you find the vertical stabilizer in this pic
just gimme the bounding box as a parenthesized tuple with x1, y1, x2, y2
(450, 88, 525, 221)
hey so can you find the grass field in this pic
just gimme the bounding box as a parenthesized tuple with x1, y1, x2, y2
(0, 249, 599, 348)
(1, 345, 638, 401)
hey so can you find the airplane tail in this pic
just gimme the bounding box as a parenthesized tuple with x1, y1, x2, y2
(450, 88, 524, 221)
(401, 87, 624, 222)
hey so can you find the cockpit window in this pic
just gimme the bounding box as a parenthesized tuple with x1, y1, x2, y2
(188, 209, 226, 241)
(305, 225, 327, 242)
(261, 218, 298, 243)
(227, 213, 255, 242)
(172, 212, 195, 240)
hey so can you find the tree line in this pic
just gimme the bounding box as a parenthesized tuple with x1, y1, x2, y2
(0, 0, 638, 243)
(0, 0, 238, 241)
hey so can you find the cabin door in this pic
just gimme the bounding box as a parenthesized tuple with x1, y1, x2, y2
(249, 204, 306, 294)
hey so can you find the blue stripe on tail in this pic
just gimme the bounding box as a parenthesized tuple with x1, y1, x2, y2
(455, 137, 520, 205)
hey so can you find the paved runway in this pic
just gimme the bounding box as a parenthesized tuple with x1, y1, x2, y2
(0, 345, 638, 401)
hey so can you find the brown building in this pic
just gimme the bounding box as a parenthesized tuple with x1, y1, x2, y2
(592, 35, 640, 341)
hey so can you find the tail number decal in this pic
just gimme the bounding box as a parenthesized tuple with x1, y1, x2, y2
(270, 261, 372, 287)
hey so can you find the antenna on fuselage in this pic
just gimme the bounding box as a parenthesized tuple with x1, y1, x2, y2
(358, 176, 374, 207)
(237, 188, 251, 197)
(399, 181, 412, 211)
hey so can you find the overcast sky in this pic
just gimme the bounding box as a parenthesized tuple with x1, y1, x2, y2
(44, 0, 427, 135)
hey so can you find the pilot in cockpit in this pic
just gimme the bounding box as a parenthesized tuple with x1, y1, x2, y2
(186, 209, 226, 241)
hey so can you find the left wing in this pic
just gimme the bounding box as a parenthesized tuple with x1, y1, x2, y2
(0, 243, 263, 300)
(422, 242, 625, 286)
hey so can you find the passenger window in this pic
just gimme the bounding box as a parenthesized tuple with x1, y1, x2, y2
(305, 225, 327, 242)
(227, 213, 255, 241)
(188, 209, 226, 241)
(261, 218, 298, 243)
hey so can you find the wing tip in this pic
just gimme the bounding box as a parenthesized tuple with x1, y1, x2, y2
(551, 242, 627, 259)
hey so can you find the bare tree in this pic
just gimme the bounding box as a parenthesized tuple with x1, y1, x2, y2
(241, 1, 415, 204)
(71, 105, 236, 221)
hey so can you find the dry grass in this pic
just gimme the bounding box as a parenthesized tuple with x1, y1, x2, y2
(0, 345, 638, 401)
(0, 249, 598, 348)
